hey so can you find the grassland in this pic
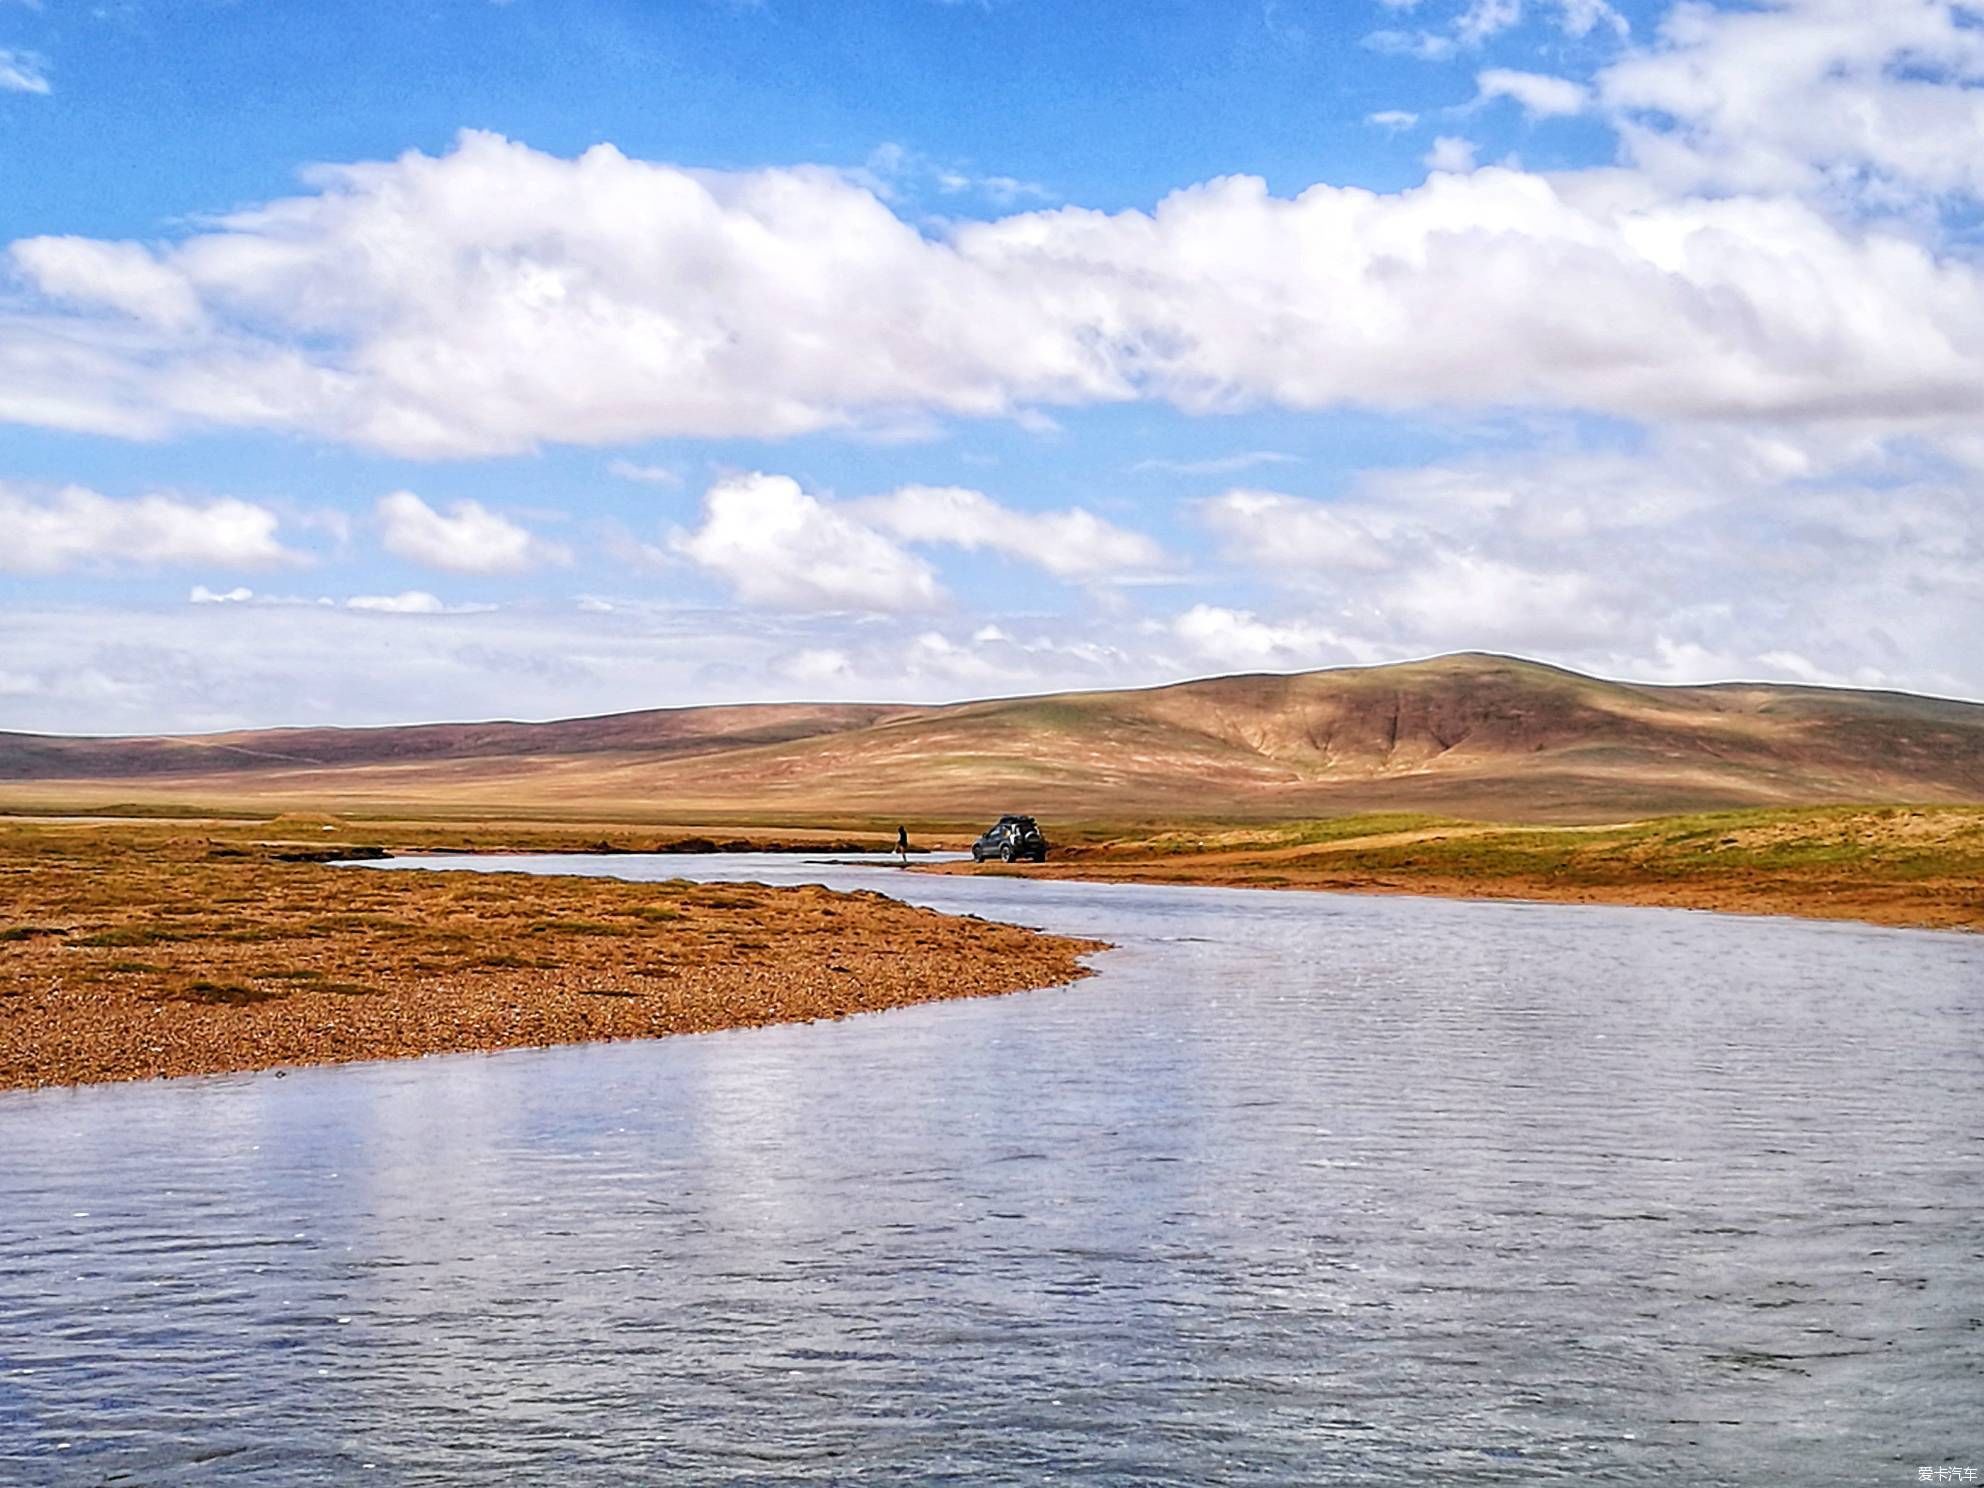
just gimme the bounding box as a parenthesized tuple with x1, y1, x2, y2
(0, 818, 1100, 1091)
(963, 805, 1984, 934)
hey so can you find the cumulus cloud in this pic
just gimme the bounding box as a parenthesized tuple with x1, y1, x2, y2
(666, 473, 1165, 609)
(1169, 604, 1354, 671)
(10, 238, 204, 330)
(1600, 0, 1984, 203)
(776, 647, 855, 685)
(0, 484, 299, 573)
(11, 123, 1984, 455)
(671, 472, 942, 612)
(1201, 489, 1400, 572)
(346, 592, 444, 613)
(1423, 135, 1478, 173)
(854, 484, 1164, 579)
(376, 490, 565, 573)
(1477, 68, 1589, 118)
(1194, 430, 1984, 690)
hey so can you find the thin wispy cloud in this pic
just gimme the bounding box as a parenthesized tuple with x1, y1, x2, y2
(0, 46, 49, 93)
(1131, 452, 1302, 477)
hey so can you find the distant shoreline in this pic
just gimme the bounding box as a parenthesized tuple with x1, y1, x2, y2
(924, 807, 1984, 937)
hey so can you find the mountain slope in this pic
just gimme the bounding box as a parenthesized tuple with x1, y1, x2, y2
(0, 701, 916, 780)
(4, 654, 1981, 822)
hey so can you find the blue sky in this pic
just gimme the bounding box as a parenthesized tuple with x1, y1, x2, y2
(3, 0, 1982, 731)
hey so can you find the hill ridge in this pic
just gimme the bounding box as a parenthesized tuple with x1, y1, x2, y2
(4, 653, 1981, 822)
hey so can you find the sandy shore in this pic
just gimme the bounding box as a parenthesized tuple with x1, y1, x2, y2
(0, 822, 1101, 1092)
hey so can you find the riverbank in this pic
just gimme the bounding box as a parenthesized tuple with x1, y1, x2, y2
(939, 806, 1984, 935)
(0, 821, 1101, 1092)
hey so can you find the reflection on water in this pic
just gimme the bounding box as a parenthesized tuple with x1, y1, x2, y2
(2, 855, 1980, 1485)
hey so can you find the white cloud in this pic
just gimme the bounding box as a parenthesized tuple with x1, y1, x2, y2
(1424, 136, 1478, 173)
(855, 484, 1164, 579)
(1201, 488, 1399, 572)
(1557, 0, 1627, 38)
(1193, 429, 1984, 688)
(9, 238, 204, 329)
(1600, 0, 1984, 203)
(672, 472, 942, 612)
(0, 484, 299, 573)
(776, 647, 855, 685)
(1456, 0, 1521, 45)
(346, 591, 441, 614)
(664, 473, 1165, 609)
(15, 126, 1984, 454)
(1170, 604, 1351, 671)
(344, 590, 495, 614)
(1364, 28, 1457, 60)
(1366, 109, 1420, 131)
(1477, 68, 1589, 119)
(376, 490, 565, 573)
(0, 48, 48, 94)
(189, 585, 255, 604)
(606, 459, 682, 486)
(1132, 450, 1300, 477)
(1366, 0, 1624, 62)
(853, 142, 1050, 207)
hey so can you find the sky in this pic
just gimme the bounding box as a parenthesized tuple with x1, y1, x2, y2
(3, 0, 1983, 734)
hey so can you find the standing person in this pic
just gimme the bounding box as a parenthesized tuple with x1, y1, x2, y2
(896, 824, 909, 868)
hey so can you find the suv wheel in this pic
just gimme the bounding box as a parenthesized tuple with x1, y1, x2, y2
(971, 845, 983, 862)
(999, 843, 1015, 863)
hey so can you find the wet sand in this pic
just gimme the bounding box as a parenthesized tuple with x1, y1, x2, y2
(0, 823, 1100, 1092)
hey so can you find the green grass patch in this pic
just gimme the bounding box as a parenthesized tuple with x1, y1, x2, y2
(75, 925, 189, 948)
(528, 919, 634, 937)
(167, 980, 287, 1006)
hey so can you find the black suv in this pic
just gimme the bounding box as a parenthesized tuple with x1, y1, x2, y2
(971, 814, 1048, 863)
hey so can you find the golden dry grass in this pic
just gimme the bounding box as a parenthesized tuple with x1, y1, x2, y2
(0, 820, 1100, 1091)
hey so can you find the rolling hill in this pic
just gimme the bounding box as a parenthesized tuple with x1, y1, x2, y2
(4, 654, 1982, 823)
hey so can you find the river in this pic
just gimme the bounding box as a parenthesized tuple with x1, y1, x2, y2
(2, 853, 1979, 1484)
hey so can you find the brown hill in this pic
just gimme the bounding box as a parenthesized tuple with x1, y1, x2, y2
(0, 701, 912, 780)
(4, 654, 1982, 823)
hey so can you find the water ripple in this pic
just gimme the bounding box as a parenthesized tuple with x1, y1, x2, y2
(1, 854, 1979, 1485)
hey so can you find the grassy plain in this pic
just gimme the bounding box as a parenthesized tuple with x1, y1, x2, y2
(967, 805, 1984, 934)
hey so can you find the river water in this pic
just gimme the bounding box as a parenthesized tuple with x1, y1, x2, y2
(2, 853, 1979, 1485)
